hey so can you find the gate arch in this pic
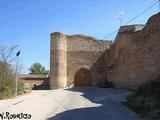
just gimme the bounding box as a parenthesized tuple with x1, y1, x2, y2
(74, 68, 92, 87)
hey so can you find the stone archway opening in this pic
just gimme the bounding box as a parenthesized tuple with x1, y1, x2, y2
(74, 68, 92, 87)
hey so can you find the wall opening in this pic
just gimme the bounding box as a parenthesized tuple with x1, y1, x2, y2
(74, 68, 92, 87)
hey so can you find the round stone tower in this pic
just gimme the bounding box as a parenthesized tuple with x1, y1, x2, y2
(50, 32, 67, 89)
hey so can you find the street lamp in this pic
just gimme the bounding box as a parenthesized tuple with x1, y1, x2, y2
(15, 51, 20, 97)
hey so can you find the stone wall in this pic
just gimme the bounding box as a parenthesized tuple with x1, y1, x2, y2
(19, 74, 49, 89)
(50, 33, 112, 89)
(105, 12, 160, 89)
(66, 34, 111, 87)
(50, 12, 160, 90)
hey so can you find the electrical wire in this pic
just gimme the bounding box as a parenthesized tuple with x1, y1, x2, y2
(103, 0, 159, 39)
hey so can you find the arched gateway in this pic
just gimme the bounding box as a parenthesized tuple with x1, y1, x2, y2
(74, 68, 92, 87)
(50, 32, 112, 89)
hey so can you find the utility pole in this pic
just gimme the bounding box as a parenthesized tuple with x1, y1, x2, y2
(15, 51, 20, 97)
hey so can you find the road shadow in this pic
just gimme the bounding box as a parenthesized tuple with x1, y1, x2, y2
(47, 87, 139, 120)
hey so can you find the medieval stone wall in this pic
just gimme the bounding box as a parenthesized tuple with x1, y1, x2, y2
(105, 12, 160, 89)
(50, 32, 112, 89)
(66, 35, 111, 87)
(50, 12, 160, 89)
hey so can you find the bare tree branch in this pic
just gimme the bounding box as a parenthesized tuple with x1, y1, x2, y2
(0, 44, 18, 63)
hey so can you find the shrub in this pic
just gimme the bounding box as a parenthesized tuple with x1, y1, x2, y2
(17, 82, 24, 95)
(0, 62, 25, 99)
(124, 76, 160, 119)
(0, 62, 15, 99)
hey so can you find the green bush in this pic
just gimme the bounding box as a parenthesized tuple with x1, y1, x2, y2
(124, 76, 160, 119)
(0, 62, 15, 99)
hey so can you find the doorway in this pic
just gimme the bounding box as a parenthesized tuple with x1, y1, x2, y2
(74, 68, 92, 87)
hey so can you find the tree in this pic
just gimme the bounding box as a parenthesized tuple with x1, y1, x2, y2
(28, 63, 46, 75)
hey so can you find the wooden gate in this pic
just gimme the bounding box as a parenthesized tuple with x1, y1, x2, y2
(74, 68, 92, 87)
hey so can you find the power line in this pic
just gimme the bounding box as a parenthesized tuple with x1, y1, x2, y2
(103, 29, 119, 40)
(158, 0, 160, 11)
(103, 0, 159, 39)
(125, 0, 159, 25)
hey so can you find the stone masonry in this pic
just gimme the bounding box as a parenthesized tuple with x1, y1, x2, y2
(50, 33, 112, 89)
(105, 12, 160, 89)
(50, 12, 160, 89)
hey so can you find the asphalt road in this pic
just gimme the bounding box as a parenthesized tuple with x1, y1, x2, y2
(0, 87, 140, 120)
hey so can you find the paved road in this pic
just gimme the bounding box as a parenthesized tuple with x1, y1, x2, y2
(0, 87, 140, 120)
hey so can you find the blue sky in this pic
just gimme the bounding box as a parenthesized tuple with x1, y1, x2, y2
(0, 0, 159, 73)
